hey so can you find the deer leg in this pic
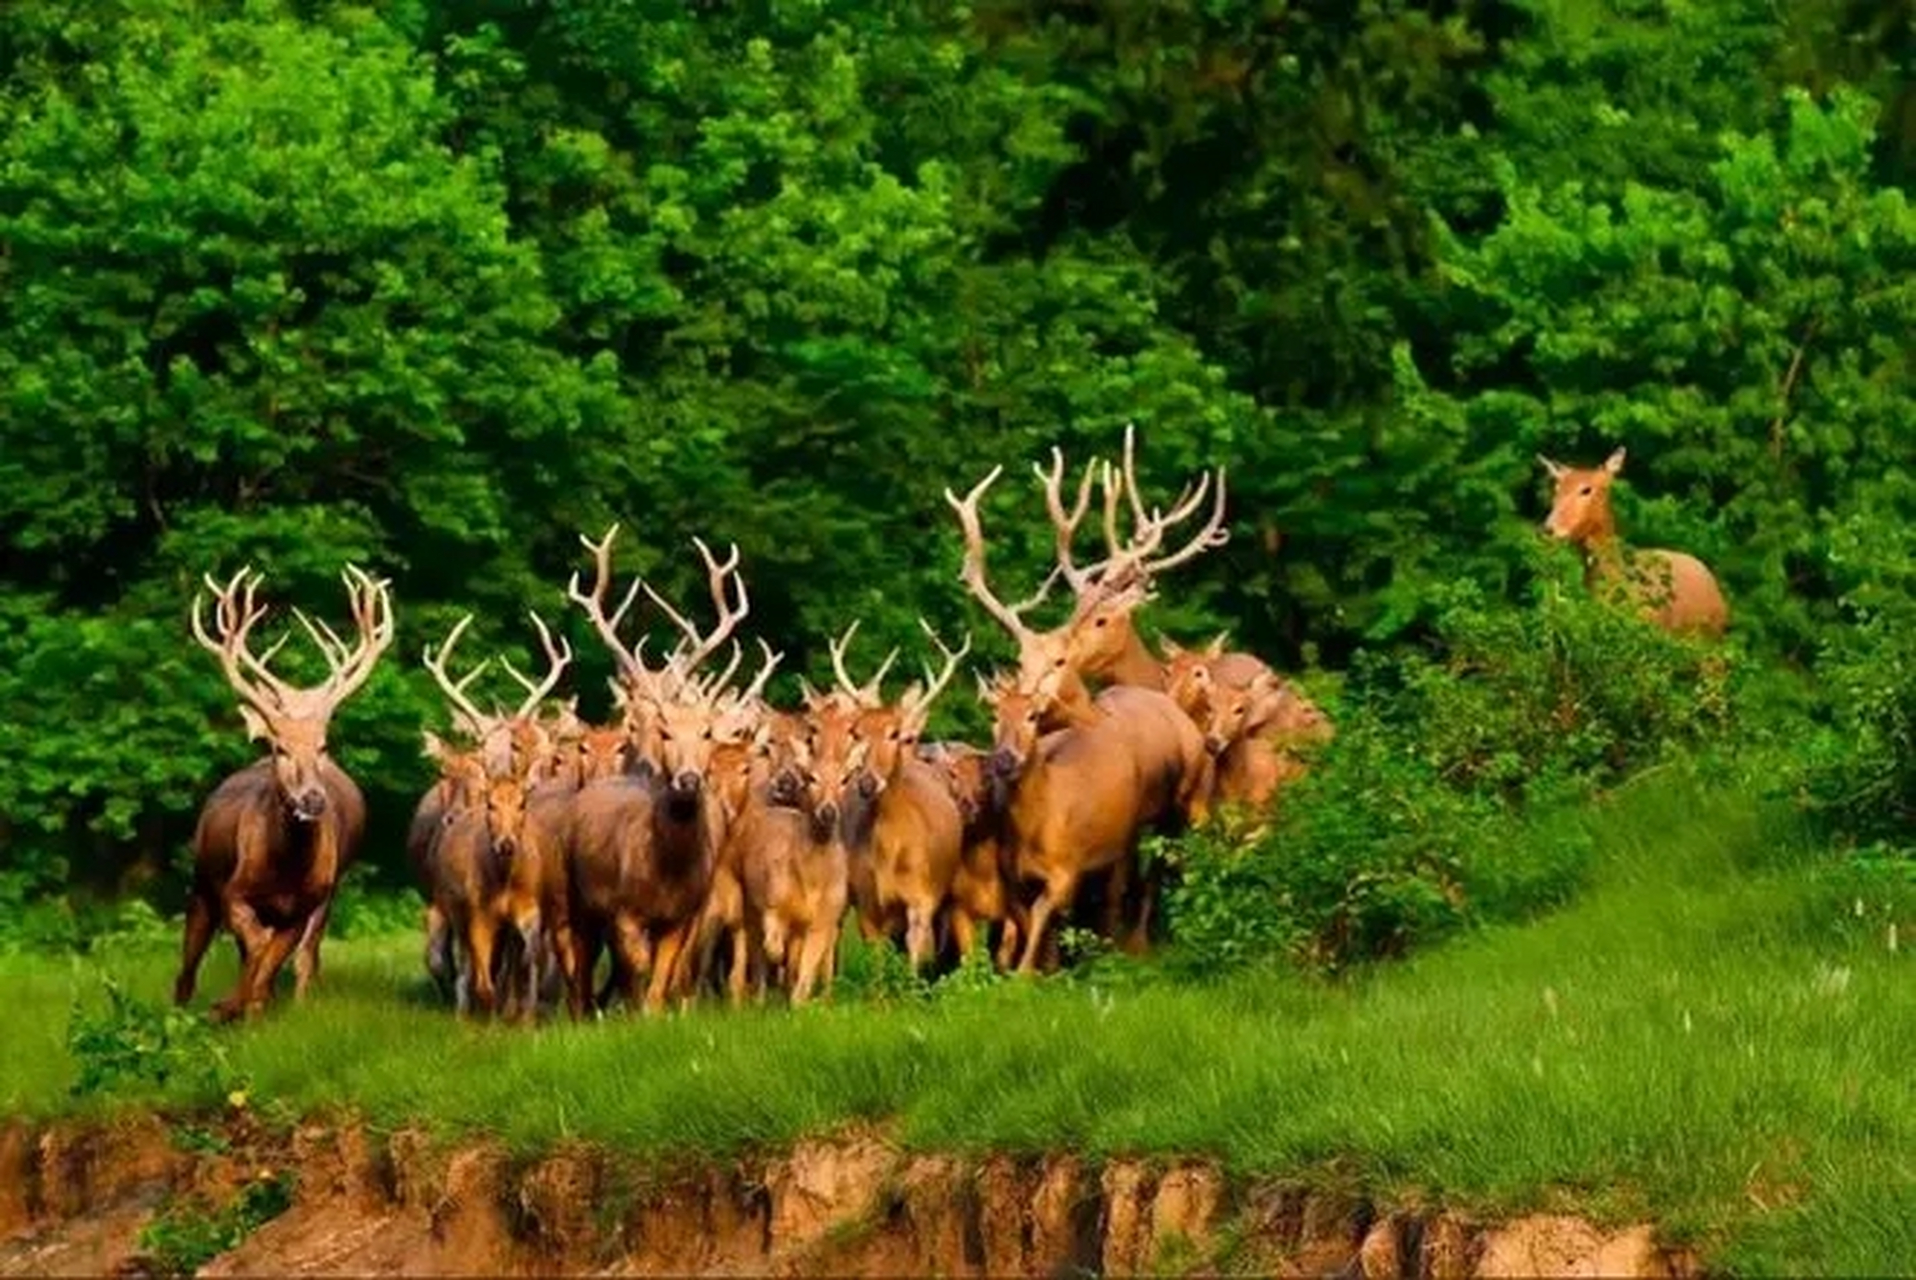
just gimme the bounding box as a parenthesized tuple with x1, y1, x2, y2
(790, 924, 830, 1006)
(240, 923, 303, 1019)
(609, 915, 651, 1010)
(948, 907, 978, 967)
(291, 896, 334, 999)
(465, 915, 500, 1018)
(174, 891, 218, 1007)
(644, 921, 693, 1014)
(561, 923, 598, 1021)
(727, 920, 754, 1008)
(994, 915, 1022, 971)
(904, 902, 938, 973)
(1017, 874, 1076, 975)
(424, 902, 454, 1000)
(515, 910, 543, 1023)
(211, 901, 277, 1022)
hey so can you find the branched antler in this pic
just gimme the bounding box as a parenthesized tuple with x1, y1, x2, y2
(642, 536, 750, 685)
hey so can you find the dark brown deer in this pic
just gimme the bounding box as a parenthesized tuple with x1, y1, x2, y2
(1538, 448, 1730, 638)
(560, 527, 758, 1014)
(176, 566, 394, 1021)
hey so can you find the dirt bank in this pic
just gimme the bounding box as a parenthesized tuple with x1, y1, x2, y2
(0, 1112, 1699, 1277)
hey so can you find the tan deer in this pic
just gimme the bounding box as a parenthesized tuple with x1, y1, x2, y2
(945, 464, 1214, 952)
(1538, 447, 1730, 638)
(561, 527, 757, 1014)
(411, 610, 574, 1008)
(176, 566, 394, 1021)
(974, 670, 1154, 974)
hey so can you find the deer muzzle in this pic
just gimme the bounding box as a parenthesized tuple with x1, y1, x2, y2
(670, 770, 702, 797)
(1203, 732, 1231, 756)
(987, 747, 1022, 781)
(291, 788, 328, 821)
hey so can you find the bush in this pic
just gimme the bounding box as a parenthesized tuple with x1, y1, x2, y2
(1799, 514, 1916, 849)
(1392, 556, 1740, 805)
(1160, 561, 1738, 972)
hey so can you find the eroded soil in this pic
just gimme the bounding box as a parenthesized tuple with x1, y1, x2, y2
(0, 1113, 1698, 1277)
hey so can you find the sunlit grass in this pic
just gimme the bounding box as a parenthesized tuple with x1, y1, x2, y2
(1, 762, 1909, 1275)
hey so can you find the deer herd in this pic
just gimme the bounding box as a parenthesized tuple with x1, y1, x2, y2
(174, 437, 1725, 1023)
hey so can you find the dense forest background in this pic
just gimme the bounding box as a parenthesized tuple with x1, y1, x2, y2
(3, 0, 1914, 941)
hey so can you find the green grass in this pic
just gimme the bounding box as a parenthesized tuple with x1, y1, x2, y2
(1, 762, 1911, 1275)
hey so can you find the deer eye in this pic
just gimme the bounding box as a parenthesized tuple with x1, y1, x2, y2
(702, 727, 713, 740)
(1579, 485, 1592, 496)
(1094, 617, 1107, 628)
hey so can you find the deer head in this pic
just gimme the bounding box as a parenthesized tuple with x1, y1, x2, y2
(421, 610, 572, 778)
(790, 715, 870, 841)
(855, 620, 971, 797)
(1538, 447, 1626, 546)
(481, 772, 530, 860)
(1043, 426, 1230, 678)
(422, 730, 489, 808)
(191, 565, 394, 822)
(978, 668, 1050, 784)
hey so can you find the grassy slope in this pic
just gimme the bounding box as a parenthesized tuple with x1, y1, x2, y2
(1, 765, 1910, 1275)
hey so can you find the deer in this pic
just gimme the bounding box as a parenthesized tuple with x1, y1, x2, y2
(411, 611, 574, 1010)
(945, 464, 1215, 954)
(846, 622, 973, 973)
(1200, 666, 1334, 817)
(560, 525, 758, 1015)
(175, 565, 394, 1022)
(972, 669, 1155, 974)
(1538, 447, 1730, 638)
(707, 709, 849, 1006)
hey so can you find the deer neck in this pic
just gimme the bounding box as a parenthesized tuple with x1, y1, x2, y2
(1108, 633, 1168, 690)
(1039, 675, 1105, 733)
(1576, 520, 1628, 584)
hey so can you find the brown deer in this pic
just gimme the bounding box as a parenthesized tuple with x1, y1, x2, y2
(411, 610, 574, 1007)
(176, 566, 394, 1021)
(1201, 667, 1333, 816)
(426, 769, 543, 1019)
(560, 527, 757, 1014)
(946, 465, 1214, 951)
(974, 671, 1153, 974)
(1538, 448, 1730, 638)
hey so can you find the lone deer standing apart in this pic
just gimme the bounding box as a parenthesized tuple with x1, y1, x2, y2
(1537, 447, 1729, 639)
(177, 566, 394, 1021)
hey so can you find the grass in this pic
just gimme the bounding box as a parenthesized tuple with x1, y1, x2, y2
(1, 761, 1911, 1275)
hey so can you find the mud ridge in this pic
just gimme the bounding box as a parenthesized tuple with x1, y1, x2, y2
(0, 1114, 1701, 1277)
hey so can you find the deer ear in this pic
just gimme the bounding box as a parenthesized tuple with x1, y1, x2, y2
(239, 705, 272, 743)
(1603, 446, 1626, 475)
(1161, 636, 1186, 660)
(1537, 453, 1568, 480)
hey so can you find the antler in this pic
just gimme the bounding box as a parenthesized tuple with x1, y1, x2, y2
(192, 564, 393, 719)
(1076, 424, 1231, 595)
(827, 619, 899, 707)
(317, 564, 395, 705)
(943, 467, 1055, 646)
(422, 613, 497, 739)
(191, 567, 294, 716)
(642, 536, 750, 685)
(498, 610, 574, 720)
(1034, 445, 1102, 594)
(899, 619, 972, 726)
(566, 524, 651, 689)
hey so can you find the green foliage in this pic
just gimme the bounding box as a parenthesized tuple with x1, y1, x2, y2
(1161, 572, 1740, 971)
(137, 1170, 295, 1279)
(4, 0, 1916, 943)
(66, 974, 241, 1102)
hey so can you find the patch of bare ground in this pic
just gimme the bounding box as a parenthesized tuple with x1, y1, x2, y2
(0, 1115, 1701, 1277)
